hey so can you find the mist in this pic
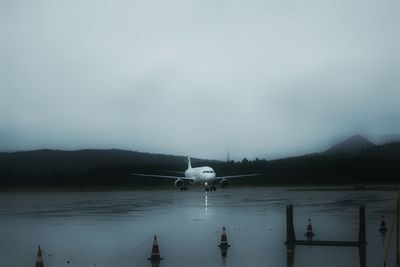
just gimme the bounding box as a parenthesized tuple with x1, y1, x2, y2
(1, 0, 399, 160)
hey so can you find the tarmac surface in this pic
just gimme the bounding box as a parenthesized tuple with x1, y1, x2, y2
(0, 186, 397, 266)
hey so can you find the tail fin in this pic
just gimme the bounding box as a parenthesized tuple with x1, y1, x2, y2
(187, 156, 192, 169)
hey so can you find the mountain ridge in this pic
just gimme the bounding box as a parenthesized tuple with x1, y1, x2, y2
(325, 134, 375, 155)
(1, 137, 399, 186)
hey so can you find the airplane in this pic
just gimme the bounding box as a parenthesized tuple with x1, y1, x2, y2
(131, 156, 259, 191)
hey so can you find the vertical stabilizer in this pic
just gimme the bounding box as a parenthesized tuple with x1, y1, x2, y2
(188, 156, 192, 169)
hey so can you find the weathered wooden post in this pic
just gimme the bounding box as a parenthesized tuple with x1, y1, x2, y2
(397, 199, 399, 267)
(358, 243, 366, 267)
(359, 206, 366, 246)
(286, 247, 295, 267)
(286, 205, 296, 245)
(358, 206, 367, 267)
(286, 205, 296, 267)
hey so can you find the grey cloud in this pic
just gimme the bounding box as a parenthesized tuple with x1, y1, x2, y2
(1, 0, 399, 160)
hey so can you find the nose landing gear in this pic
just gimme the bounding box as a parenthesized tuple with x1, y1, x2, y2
(205, 186, 217, 191)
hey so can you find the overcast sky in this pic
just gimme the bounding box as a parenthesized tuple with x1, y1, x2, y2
(1, 0, 399, 160)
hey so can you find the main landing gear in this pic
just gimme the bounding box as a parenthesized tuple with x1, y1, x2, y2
(180, 186, 188, 191)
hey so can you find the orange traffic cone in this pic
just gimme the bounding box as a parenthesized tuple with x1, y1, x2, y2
(218, 226, 231, 248)
(35, 245, 44, 267)
(148, 235, 163, 262)
(305, 218, 315, 240)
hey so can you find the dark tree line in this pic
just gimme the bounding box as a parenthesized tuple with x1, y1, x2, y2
(0, 143, 399, 187)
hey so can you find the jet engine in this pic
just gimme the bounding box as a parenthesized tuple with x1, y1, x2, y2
(220, 179, 228, 188)
(174, 179, 184, 188)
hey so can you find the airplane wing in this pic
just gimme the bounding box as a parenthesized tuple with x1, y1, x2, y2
(215, 174, 260, 180)
(166, 171, 186, 175)
(131, 173, 194, 181)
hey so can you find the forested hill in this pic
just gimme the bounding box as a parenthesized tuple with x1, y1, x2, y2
(0, 149, 218, 186)
(0, 141, 400, 186)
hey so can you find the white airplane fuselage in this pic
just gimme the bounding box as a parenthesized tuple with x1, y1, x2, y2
(185, 166, 216, 185)
(131, 156, 258, 190)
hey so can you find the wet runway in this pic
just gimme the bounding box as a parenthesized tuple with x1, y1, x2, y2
(0, 187, 397, 266)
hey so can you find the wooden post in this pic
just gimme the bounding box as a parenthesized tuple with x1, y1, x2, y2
(359, 243, 366, 267)
(286, 205, 296, 267)
(358, 206, 366, 246)
(357, 206, 367, 267)
(286, 245, 295, 267)
(286, 205, 296, 245)
(397, 199, 399, 267)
